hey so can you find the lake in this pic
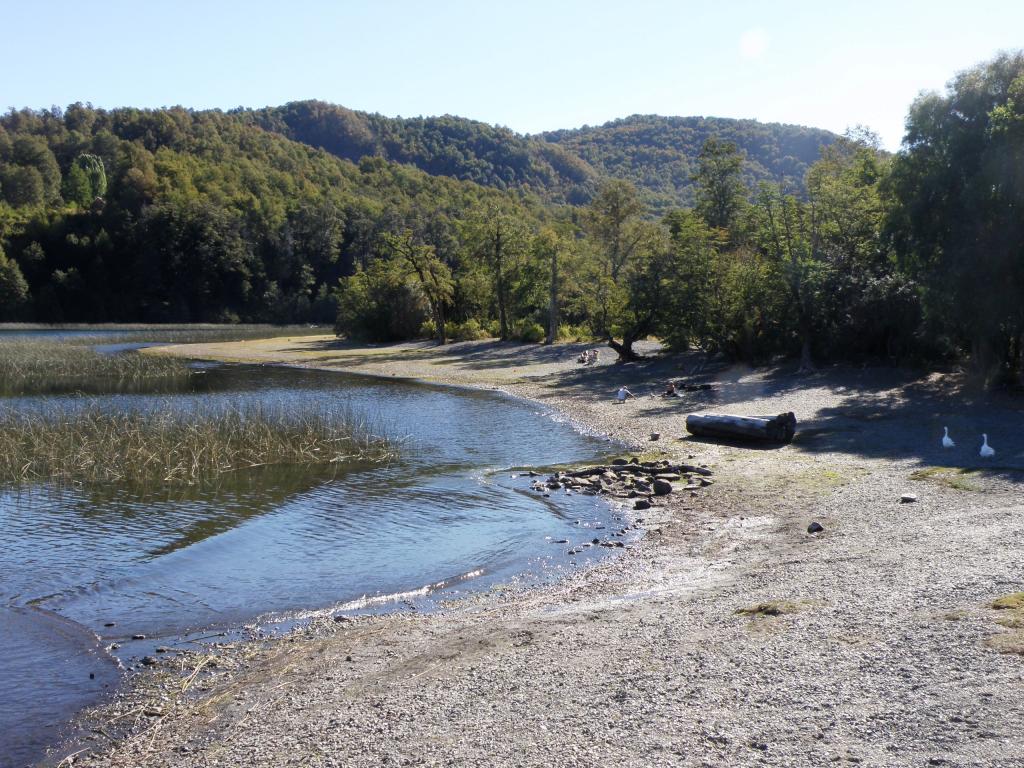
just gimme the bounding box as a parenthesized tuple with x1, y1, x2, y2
(0, 353, 626, 767)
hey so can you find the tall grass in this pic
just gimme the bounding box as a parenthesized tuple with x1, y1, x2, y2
(0, 324, 329, 345)
(0, 404, 396, 485)
(0, 340, 192, 395)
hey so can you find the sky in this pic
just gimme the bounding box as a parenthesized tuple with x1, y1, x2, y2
(3, 0, 1022, 150)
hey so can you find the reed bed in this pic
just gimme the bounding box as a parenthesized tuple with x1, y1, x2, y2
(0, 404, 396, 485)
(0, 340, 192, 395)
(0, 324, 328, 345)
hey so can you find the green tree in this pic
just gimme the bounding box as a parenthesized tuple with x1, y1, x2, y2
(380, 230, 454, 343)
(692, 137, 747, 231)
(582, 181, 664, 360)
(0, 246, 30, 320)
(461, 207, 531, 341)
(888, 51, 1024, 381)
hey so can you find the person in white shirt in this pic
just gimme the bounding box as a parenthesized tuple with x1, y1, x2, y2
(615, 386, 634, 403)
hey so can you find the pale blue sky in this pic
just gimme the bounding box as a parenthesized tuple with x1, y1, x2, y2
(3, 0, 1020, 149)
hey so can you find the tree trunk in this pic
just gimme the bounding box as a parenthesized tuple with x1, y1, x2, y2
(607, 334, 641, 363)
(494, 229, 508, 341)
(545, 245, 558, 345)
(798, 336, 815, 373)
(434, 305, 447, 345)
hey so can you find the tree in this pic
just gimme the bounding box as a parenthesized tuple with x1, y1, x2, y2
(0, 246, 30, 320)
(380, 230, 453, 343)
(692, 137, 747, 232)
(532, 227, 568, 344)
(661, 210, 723, 352)
(582, 181, 665, 361)
(462, 207, 531, 341)
(888, 51, 1024, 382)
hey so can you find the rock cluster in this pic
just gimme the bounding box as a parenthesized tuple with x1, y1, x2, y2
(528, 456, 713, 510)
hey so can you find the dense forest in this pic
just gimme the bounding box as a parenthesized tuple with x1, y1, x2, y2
(1, 51, 1023, 383)
(542, 115, 838, 213)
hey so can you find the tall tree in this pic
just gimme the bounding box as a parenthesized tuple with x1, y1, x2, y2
(462, 208, 530, 341)
(888, 51, 1024, 382)
(692, 137, 747, 232)
(380, 230, 453, 344)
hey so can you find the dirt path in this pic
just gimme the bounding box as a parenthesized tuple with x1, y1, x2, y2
(67, 338, 1024, 767)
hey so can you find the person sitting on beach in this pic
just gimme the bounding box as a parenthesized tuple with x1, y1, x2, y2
(663, 381, 677, 397)
(615, 386, 635, 404)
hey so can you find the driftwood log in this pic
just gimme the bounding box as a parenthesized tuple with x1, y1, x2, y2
(685, 412, 796, 444)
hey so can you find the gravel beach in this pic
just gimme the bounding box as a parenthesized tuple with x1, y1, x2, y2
(61, 337, 1024, 767)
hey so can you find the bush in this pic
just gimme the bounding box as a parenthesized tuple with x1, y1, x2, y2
(513, 319, 546, 343)
(449, 318, 490, 341)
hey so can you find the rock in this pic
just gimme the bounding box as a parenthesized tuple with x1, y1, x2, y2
(132, 634, 146, 640)
(629, 457, 639, 464)
(652, 479, 674, 496)
(143, 707, 164, 717)
(155, 646, 170, 653)
(634, 499, 652, 510)
(345, 655, 353, 662)
(592, 538, 600, 544)
(699, 477, 714, 486)
(103, 622, 116, 627)
(333, 615, 350, 623)
(552, 539, 569, 544)
(655, 473, 681, 481)
(807, 521, 824, 534)
(900, 494, 918, 503)
(611, 458, 628, 465)
(650, 433, 661, 441)
(141, 656, 158, 666)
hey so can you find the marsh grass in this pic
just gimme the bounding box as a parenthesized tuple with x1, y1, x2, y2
(0, 404, 396, 486)
(0, 340, 193, 395)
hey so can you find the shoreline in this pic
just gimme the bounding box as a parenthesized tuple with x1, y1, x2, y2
(61, 336, 1024, 767)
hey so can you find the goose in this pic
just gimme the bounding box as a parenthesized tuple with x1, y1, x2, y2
(942, 427, 955, 448)
(980, 434, 995, 458)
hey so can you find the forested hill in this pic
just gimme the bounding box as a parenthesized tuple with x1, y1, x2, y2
(241, 101, 600, 204)
(240, 101, 838, 210)
(0, 104, 550, 323)
(541, 115, 840, 212)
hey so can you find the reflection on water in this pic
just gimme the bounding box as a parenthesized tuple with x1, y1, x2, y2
(0, 361, 623, 767)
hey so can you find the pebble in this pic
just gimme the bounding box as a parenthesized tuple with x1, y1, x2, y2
(807, 521, 825, 534)
(900, 494, 918, 503)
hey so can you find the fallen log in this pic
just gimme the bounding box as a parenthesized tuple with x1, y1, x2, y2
(685, 412, 796, 444)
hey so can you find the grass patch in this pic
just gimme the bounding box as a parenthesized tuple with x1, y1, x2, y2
(735, 600, 802, 617)
(909, 466, 979, 491)
(0, 404, 395, 486)
(995, 611, 1024, 629)
(985, 631, 1024, 656)
(0, 340, 193, 395)
(992, 593, 1024, 610)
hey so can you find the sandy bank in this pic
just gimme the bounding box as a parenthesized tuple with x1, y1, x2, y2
(65, 337, 1024, 767)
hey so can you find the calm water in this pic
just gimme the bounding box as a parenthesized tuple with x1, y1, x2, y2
(0, 361, 624, 767)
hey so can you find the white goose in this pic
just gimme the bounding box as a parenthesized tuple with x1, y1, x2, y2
(980, 434, 995, 458)
(942, 427, 955, 448)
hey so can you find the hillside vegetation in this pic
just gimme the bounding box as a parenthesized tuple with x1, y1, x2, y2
(542, 115, 838, 213)
(2, 51, 1022, 384)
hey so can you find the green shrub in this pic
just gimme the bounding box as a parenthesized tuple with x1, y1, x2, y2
(513, 319, 546, 343)
(449, 318, 490, 341)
